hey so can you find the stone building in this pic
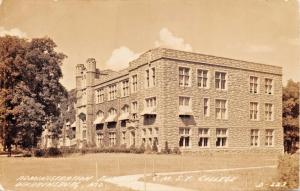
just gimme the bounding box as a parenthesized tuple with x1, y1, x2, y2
(74, 47, 283, 153)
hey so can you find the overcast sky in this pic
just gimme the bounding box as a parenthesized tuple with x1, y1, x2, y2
(0, 0, 299, 90)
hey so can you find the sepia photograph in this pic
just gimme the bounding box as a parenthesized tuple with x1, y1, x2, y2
(0, 0, 299, 190)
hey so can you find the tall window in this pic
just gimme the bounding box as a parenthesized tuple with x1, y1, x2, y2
(108, 108, 117, 117)
(215, 72, 227, 90)
(108, 84, 117, 100)
(265, 129, 274, 146)
(204, 98, 209, 117)
(265, 103, 273, 121)
(121, 80, 129, 97)
(132, 75, 138, 93)
(122, 105, 129, 114)
(145, 97, 156, 109)
(250, 76, 259, 94)
(250, 129, 259, 146)
(179, 128, 190, 148)
(95, 88, 104, 103)
(109, 132, 116, 146)
(82, 130, 87, 139)
(131, 101, 138, 120)
(250, 102, 259, 120)
(152, 68, 156, 86)
(264, 78, 273, 94)
(197, 69, 208, 88)
(179, 67, 190, 87)
(97, 133, 104, 145)
(198, 128, 209, 147)
(145, 69, 150, 88)
(121, 132, 126, 145)
(216, 128, 227, 147)
(154, 128, 159, 145)
(215, 99, 227, 119)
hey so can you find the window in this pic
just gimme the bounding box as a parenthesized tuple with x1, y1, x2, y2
(108, 84, 117, 100)
(179, 128, 190, 148)
(179, 67, 190, 87)
(198, 128, 209, 147)
(179, 96, 191, 108)
(132, 101, 138, 113)
(95, 88, 105, 103)
(148, 128, 152, 136)
(121, 80, 129, 97)
(265, 103, 273, 121)
(131, 101, 138, 120)
(82, 130, 87, 139)
(121, 132, 126, 145)
(250, 76, 259, 94)
(122, 105, 129, 114)
(204, 98, 210, 117)
(130, 131, 135, 146)
(264, 78, 273, 94)
(142, 129, 146, 137)
(108, 108, 117, 117)
(152, 68, 156, 86)
(109, 132, 116, 146)
(250, 129, 259, 146)
(145, 97, 156, 108)
(265, 129, 274, 146)
(215, 99, 227, 119)
(154, 128, 159, 145)
(97, 133, 104, 145)
(197, 69, 208, 88)
(216, 128, 227, 147)
(250, 102, 259, 120)
(132, 75, 138, 93)
(215, 72, 227, 90)
(145, 69, 150, 88)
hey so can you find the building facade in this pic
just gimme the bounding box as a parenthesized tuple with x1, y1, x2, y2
(74, 48, 283, 153)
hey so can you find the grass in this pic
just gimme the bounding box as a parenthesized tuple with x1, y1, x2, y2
(0, 153, 293, 191)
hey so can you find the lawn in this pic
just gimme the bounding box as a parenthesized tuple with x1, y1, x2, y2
(0, 153, 284, 191)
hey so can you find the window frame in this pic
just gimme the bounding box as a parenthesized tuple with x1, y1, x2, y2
(249, 102, 259, 121)
(216, 128, 228, 147)
(198, 128, 210, 148)
(264, 103, 274, 121)
(249, 76, 259, 94)
(179, 127, 191, 148)
(197, 69, 209, 88)
(178, 66, 191, 87)
(203, 98, 210, 117)
(265, 129, 274, 147)
(264, 78, 273, 95)
(215, 71, 228, 90)
(250, 129, 260, 147)
(215, 99, 228, 120)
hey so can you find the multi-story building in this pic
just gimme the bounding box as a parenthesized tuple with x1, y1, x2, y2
(74, 48, 283, 153)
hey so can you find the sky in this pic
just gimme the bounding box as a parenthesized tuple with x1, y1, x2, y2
(0, 0, 299, 90)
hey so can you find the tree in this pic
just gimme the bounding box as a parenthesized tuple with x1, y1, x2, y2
(283, 79, 299, 154)
(0, 36, 67, 153)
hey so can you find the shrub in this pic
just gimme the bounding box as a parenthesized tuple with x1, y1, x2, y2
(162, 141, 171, 154)
(152, 141, 158, 153)
(34, 149, 46, 157)
(145, 144, 152, 154)
(23, 151, 32, 157)
(172, 147, 181, 155)
(275, 154, 299, 189)
(46, 147, 62, 157)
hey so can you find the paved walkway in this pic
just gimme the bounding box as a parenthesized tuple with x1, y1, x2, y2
(103, 165, 276, 191)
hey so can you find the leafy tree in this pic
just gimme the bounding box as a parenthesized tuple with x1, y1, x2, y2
(283, 80, 299, 153)
(0, 36, 67, 154)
